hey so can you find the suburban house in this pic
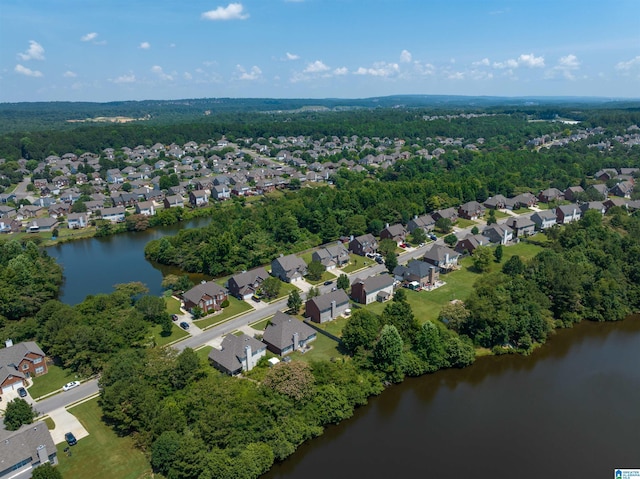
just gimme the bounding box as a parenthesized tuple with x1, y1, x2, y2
(594, 168, 618, 181)
(209, 334, 266, 375)
(0, 340, 47, 395)
(458, 201, 485, 220)
(100, 206, 126, 223)
(350, 274, 395, 304)
(455, 233, 489, 255)
(586, 184, 608, 200)
(432, 207, 458, 223)
(305, 289, 350, 323)
(212, 184, 231, 201)
(380, 224, 408, 244)
(163, 195, 185, 209)
(610, 180, 633, 198)
(483, 194, 508, 210)
(506, 193, 537, 210)
(482, 224, 514, 245)
(556, 204, 582, 224)
(135, 200, 156, 216)
(603, 198, 628, 211)
(262, 311, 317, 356)
(227, 267, 270, 300)
(423, 244, 460, 270)
(348, 233, 379, 257)
(0, 421, 57, 478)
(189, 190, 209, 207)
(538, 188, 564, 203)
(564, 186, 585, 202)
(580, 201, 606, 215)
(506, 217, 536, 238)
(182, 282, 228, 315)
(312, 243, 350, 270)
(26, 217, 58, 233)
(407, 214, 435, 233)
(271, 254, 308, 283)
(392, 259, 439, 289)
(531, 210, 557, 230)
(67, 212, 88, 229)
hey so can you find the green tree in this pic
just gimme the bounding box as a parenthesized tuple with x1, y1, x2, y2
(444, 233, 458, 247)
(31, 463, 62, 479)
(472, 245, 493, 272)
(413, 321, 447, 371)
(435, 217, 453, 234)
(70, 199, 87, 213)
(341, 309, 381, 353)
(4, 398, 37, 430)
(306, 286, 320, 300)
(494, 244, 504, 263)
(262, 361, 315, 400)
(486, 209, 497, 225)
(378, 238, 397, 258)
(385, 251, 398, 274)
(151, 430, 181, 475)
(121, 182, 132, 192)
(502, 254, 525, 276)
(393, 287, 407, 303)
(410, 227, 427, 245)
(306, 260, 325, 281)
(135, 295, 169, 324)
(373, 324, 404, 380)
(287, 289, 302, 314)
(260, 277, 281, 300)
(438, 301, 470, 333)
(471, 226, 479, 235)
(336, 273, 350, 291)
(381, 299, 419, 343)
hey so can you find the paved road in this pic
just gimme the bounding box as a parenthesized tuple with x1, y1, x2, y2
(36, 380, 99, 415)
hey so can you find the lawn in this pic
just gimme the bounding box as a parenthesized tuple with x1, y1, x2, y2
(341, 254, 375, 273)
(164, 296, 182, 315)
(195, 345, 213, 364)
(250, 317, 272, 331)
(316, 315, 351, 338)
(493, 210, 511, 219)
(265, 280, 300, 303)
(194, 296, 253, 329)
(295, 333, 343, 363)
(29, 364, 79, 400)
(304, 270, 336, 285)
(455, 218, 477, 229)
(150, 322, 190, 347)
(56, 398, 152, 479)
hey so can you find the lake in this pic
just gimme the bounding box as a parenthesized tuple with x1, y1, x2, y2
(264, 316, 640, 479)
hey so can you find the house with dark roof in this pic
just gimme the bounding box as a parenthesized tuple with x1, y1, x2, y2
(506, 216, 536, 238)
(579, 201, 606, 215)
(0, 340, 47, 395)
(182, 282, 228, 315)
(564, 186, 584, 202)
(271, 254, 308, 283)
(538, 188, 564, 203)
(482, 224, 514, 245)
(227, 267, 270, 300)
(348, 233, 378, 257)
(423, 244, 460, 270)
(0, 421, 57, 477)
(350, 274, 394, 304)
(163, 194, 185, 209)
(455, 233, 489, 255)
(610, 180, 633, 198)
(556, 204, 582, 224)
(392, 259, 439, 288)
(407, 214, 435, 233)
(380, 224, 408, 244)
(26, 217, 58, 233)
(262, 311, 317, 356)
(506, 193, 537, 210)
(432, 207, 458, 223)
(531, 210, 557, 230)
(209, 334, 266, 375)
(305, 289, 350, 323)
(483, 195, 507, 210)
(458, 201, 485, 220)
(189, 190, 209, 207)
(312, 243, 350, 270)
(586, 184, 608, 200)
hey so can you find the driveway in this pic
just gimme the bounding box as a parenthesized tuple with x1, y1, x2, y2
(47, 406, 90, 445)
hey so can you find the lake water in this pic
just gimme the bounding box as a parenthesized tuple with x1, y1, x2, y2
(264, 316, 640, 479)
(47, 217, 212, 304)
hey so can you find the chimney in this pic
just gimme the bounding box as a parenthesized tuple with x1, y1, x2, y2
(292, 332, 299, 351)
(330, 300, 336, 320)
(244, 344, 253, 371)
(385, 223, 389, 228)
(37, 444, 50, 464)
(5, 339, 13, 348)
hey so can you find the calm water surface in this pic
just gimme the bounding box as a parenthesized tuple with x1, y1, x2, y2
(47, 217, 212, 304)
(265, 316, 640, 479)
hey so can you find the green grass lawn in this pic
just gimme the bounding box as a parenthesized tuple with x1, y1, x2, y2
(304, 270, 336, 285)
(56, 398, 152, 479)
(250, 317, 272, 331)
(341, 254, 375, 273)
(195, 345, 213, 365)
(300, 250, 314, 265)
(265, 280, 300, 303)
(150, 322, 190, 347)
(493, 210, 511, 219)
(295, 334, 343, 363)
(194, 296, 253, 329)
(316, 315, 351, 338)
(29, 364, 79, 400)
(455, 218, 477, 229)
(512, 207, 530, 214)
(164, 296, 182, 315)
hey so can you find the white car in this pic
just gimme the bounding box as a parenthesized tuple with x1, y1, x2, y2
(62, 381, 81, 391)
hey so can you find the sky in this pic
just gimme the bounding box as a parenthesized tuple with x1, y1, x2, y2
(1, 0, 639, 103)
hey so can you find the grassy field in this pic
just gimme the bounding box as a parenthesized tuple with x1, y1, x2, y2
(250, 317, 272, 331)
(195, 345, 213, 364)
(316, 315, 351, 338)
(493, 210, 511, 219)
(194, 296, 253, 329)
(304, 270, 336, 285)
(295, 333, 342, 363)
(164, 296, 182, 315)
(150, 322, 190, 347)
(56, 398, 152, 479)
(455, 218, 477, 229)
(29, 364, 79, 400)
(341, 254, 375, 273)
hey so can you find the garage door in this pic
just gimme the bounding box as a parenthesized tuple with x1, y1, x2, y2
(2, 381, 21, 393)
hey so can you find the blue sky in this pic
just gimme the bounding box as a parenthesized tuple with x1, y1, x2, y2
(1, 0, 639, 102)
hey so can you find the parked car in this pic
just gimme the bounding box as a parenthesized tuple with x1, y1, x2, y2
(65, 432, 77, 446)
(17, 387, 27, 398)
(180, 321, 190, 330)
(63, 381, 81, 391)
(428, 233, 437, 241)
(171, 314, 179, 321)
(251, 295, 261, 302)
(323, 280, 333, 286)
(375, 256, 384, 264)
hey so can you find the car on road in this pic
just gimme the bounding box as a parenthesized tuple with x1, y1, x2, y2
(65, 432, 77, 446)
(180, 321, 190, 330)
(428, 234, 437, 241)
(17, 387, 27, 398)
(171, 314, 179, 321)
(323, 280, 333, 286)
(375, 256, 384, 264)
(63, 381, 81, 391)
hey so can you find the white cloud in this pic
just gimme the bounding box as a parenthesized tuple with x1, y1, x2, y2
(112, 73, 136, 84)
(81, 32, 98, 42)
(354, 62, 399, 77)
(184, 72, 193, 80)
(494, 53, 544, 69)
(18, 41, 45, 61)
(151, 65, 173, 81)
(546, 54, 580, 80)
(400, 50, 412, 63)
(333, 67, 348, 76)
(63, 71, 77, 78)
(286, 52, 300, 61)
(201, 3, 249, 21)
(15, 64, 43, 77)
(447, 71, 465, 80)
(472, 58, 490, 67)
(236, 65, 262, 80)
(304, 60, 330, 73)
(615, 56, 640, 71)
(139, 42, 151, 50)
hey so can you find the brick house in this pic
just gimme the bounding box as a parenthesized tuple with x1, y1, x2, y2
(0, 340, 47, 395)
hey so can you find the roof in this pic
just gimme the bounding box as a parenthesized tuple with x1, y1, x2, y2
(0, 421, 56, 467)
(229, 267, 269, 292)
(423, 244, 458, 263)
(352, 274, 394, 292)
(208, 334, 264, 373)
(272, 254, 307, 275)
(183, 281, 227, 305)
(306, 289, 350, 312)
(382, 224, 407, 237)
(531, 210, 557, 221)
(263, 312, 316, 350)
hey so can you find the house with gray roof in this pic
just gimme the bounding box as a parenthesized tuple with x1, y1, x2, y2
(392, 259, 439, 288)
(348, 233, 378, 257)
(458, 201, 485, 220)
(227, 267, 269, 300)
(100, 206, 126, 223)
(312, 243, 350, 270)
(407, 214, 435, 233)
(482, 224, 514, 245)
(579, 201, 606, 215)
(350, 274, 394, 304)
(271, 254, 308, 283)
(0, 421, 57, 477)
(506, 216, 536, 238)
(209, 334, 266, 375)
(610, 180, 634, 198)
(0, 340, 47, 395)
(586, 184, 608, 200)
(26, 217, 58, 233)
(455, 233, 489, 255)
(531, 210, 557, 230)
(262, 312, 317, 356)
(423, 244, 460, 270)
(564, 186, 584, 202)
(556, 204, 582, 224)
(305, 289, 350, 324)
(182, 282, 228, 315)
(380, 223, 408, 244)
(538, 188, 564, 203)
(483, 195, 508, 210)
